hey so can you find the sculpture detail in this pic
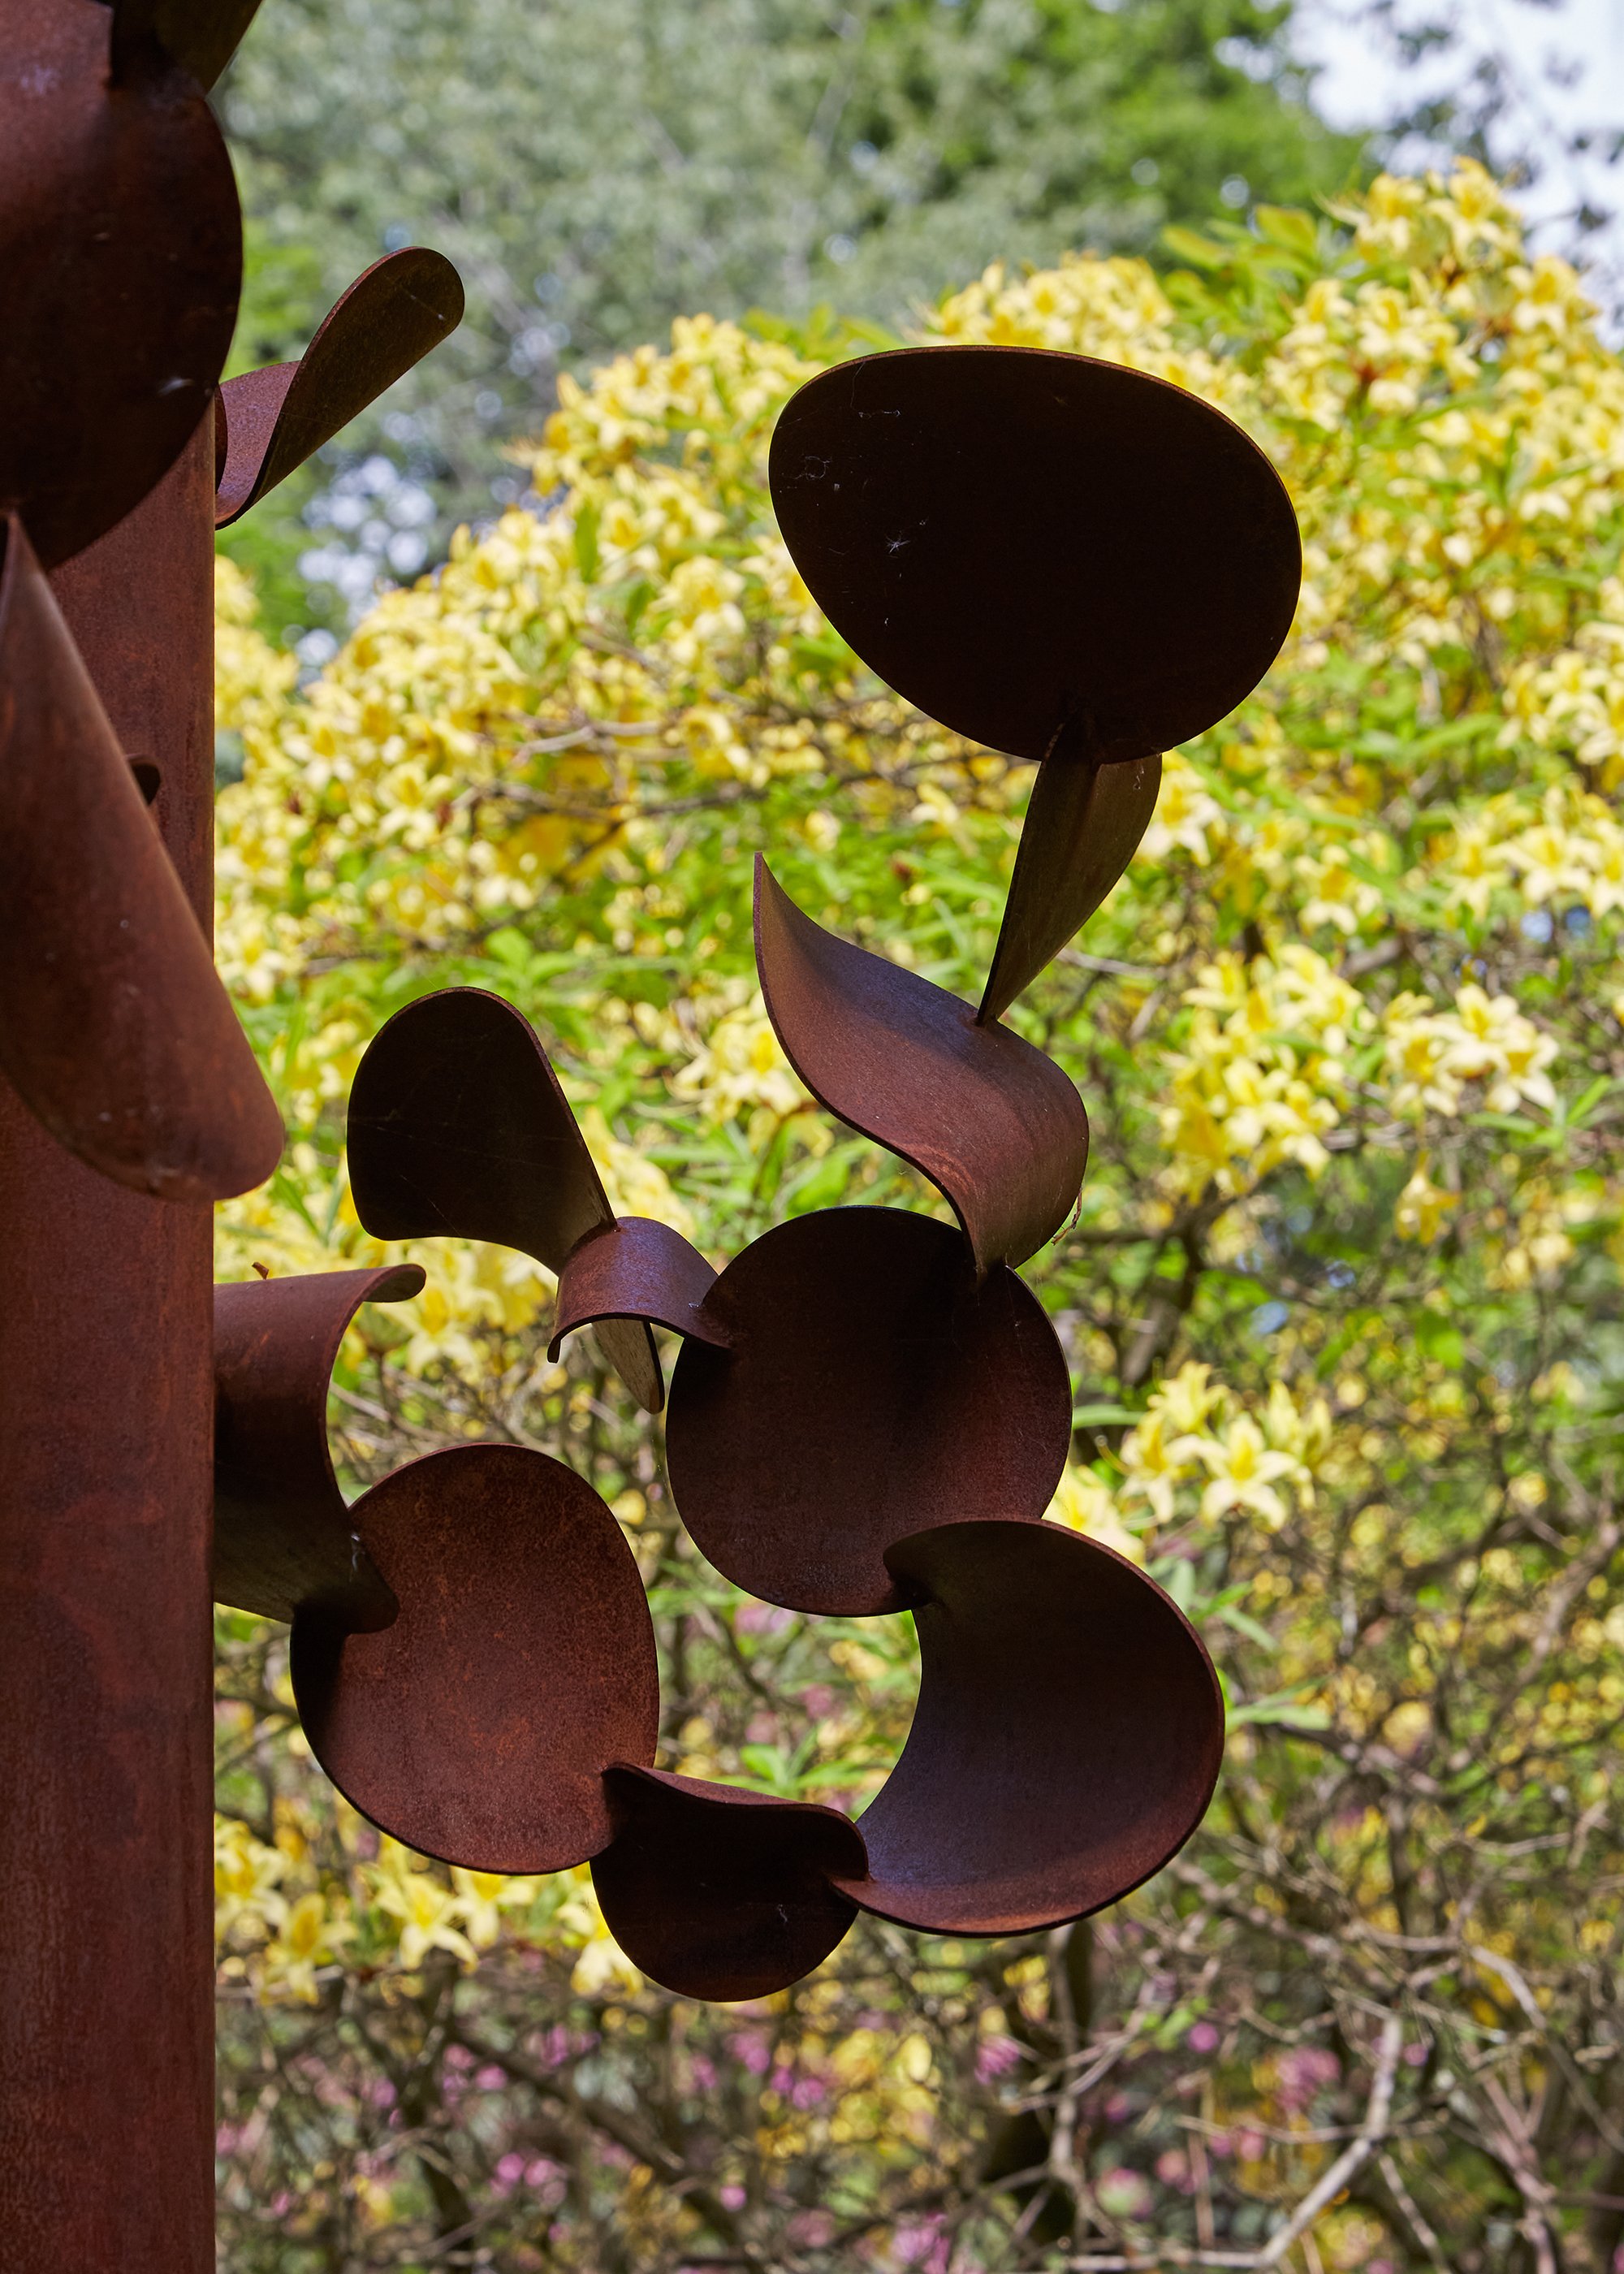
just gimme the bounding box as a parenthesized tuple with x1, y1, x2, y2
(211, 346, 1302, 2001)
(2, 6, 1299, 2255)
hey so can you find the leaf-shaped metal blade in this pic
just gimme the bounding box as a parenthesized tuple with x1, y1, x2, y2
(0, 0, 240, 567)
(833, 1520, 1224, 1934)
(0, 515, 283, 1199)
(214, 1267, 424, 1628)
(768, 344, 1302, 767)
(292, 1446, 660, 1874)
(755, 858, 1087, 1271)
(978, 746, 1163, 1024)
(664, 1208, 1070, 1617)
(346, 987, 663, 1412)
(593, 1766, 866, 2001)
(216, 249, 465, 527)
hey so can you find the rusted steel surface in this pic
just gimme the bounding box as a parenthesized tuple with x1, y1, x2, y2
(979, 746, 1164, 1027)
(832, 1521, 1224, 1935)
(594, 1766, 866, 2001)
(214, 1266, 423, 1627)
(0, 0, 240, 569)
(0, 416, 221, 2272)
(769, 346, 1300, 1017)
(0, 514, 283, 1200)
(292, 1446, 660, 1874)
(755, 856, 1087, 1270)
(216, 248, 464, 525)
(0, 0, 469, 2240)
(550, 1215, 728, 1386)
(768, 345, 1301, 768)
(348, 986, 667, 1408)
(665, 1208, 1071, 1615)
(117, 0, 266, 90)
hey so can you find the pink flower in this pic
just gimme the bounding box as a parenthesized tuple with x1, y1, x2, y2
(494, 2152, 525, 2191)
(475, 2065, 507, 2091)
(1095, 2167, 1153, 2220)
(1155, 2148, 1194, 2194)
(1187, 2020, 1220, 2054)
(799, 1684, 836, 1718)
(719, 2183, 747, 2211)
(976, 2034, 1024, 2082)
(730, 2032, 771, 2074)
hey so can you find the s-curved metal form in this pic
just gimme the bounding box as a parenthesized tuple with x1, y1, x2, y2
(206, 338, 1302, 2005)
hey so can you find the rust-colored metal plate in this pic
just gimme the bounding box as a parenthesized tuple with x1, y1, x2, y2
(216, 249, 464, 527)
(664, 1208, 1070, 1615)
(768, 345, 1301, 769)
(979, 748, 1162, 1025)
(0, 513, 283, 1199)
(213, 1266, 425, 1628)
(347, 987, 662, 1411)
(592, 1765, 866, 2001)
(834, 1520, 1224, 1935)
(114, 0, 265, 90)
(755, 858, 1087, 1270)
(549, 1217, 729, 1394)
(0, 0, 240, 568)
(292, 1445, 659, 1874)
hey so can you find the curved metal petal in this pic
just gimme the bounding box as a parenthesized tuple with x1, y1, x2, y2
(755, 858, 1087, 1271)
(292, 1446, 660, 1874)
(833, 1520, 1224, 1935)
(549, 1217, 730, 1403)
(978, 747, 1163, 1024)
(664, 1208, 1071, 1616)
(110, 0, 264, 89)
(216, 249, 464, 526)
(592, 1765, 866, 2001)
(347, 985, 662, 1412)
(0, 0, 240, 567)
(0, 515, 283, 1198)
(768, 344, 1301, 767)
(213, 1265, 425, 1628)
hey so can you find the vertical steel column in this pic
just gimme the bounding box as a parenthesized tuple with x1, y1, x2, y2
(0, 413, 218, 2272)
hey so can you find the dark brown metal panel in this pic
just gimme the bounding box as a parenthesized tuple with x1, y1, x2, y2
(767, 344, 1302, 768)
(347, 985, 663, 1411)
(0, 0, 240, 568)
(592, 1765, 866, 2001)
(292, 1446, 661, 1874)
(349, 986, 615, 1262)
(0, 412, 220, 2274)
(0, 511, 284, 1200)
(833, 1520, 1224, 1935)
(978, 747, 1163, 1024)
(114, 0, 266, 92)
(216, 249, 465, 527)
(754, 858, 1088, 1270)
(213, 1266, 425, 1627)
(548, 1217, 730, 1413)
(664, 1208, 1071, 1615)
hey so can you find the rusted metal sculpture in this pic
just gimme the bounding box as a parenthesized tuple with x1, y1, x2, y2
(2, 2, 461, 2261)
(218, 347, 1301, 2002)
(2, 0, 1300, 2246)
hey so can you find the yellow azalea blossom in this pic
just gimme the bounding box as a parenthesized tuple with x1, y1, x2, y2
(1176, 1415, 1303, 1529)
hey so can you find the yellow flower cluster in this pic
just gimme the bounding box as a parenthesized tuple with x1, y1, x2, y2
(1116, 1364, 1333, 1535)
(1160, 947, 1367, 1196)
(213, 155, 1618, 1381)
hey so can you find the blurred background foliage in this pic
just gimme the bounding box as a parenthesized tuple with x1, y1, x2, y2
(208, 136, 1624, 2272)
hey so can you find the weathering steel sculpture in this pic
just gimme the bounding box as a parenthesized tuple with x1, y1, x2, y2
(0, 0, 1301, 2259)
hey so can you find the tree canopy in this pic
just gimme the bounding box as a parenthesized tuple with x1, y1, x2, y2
(213, 162, 1624, 2272)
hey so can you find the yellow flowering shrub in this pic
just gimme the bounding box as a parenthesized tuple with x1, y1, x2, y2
(214, 163, 1624, 2272)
